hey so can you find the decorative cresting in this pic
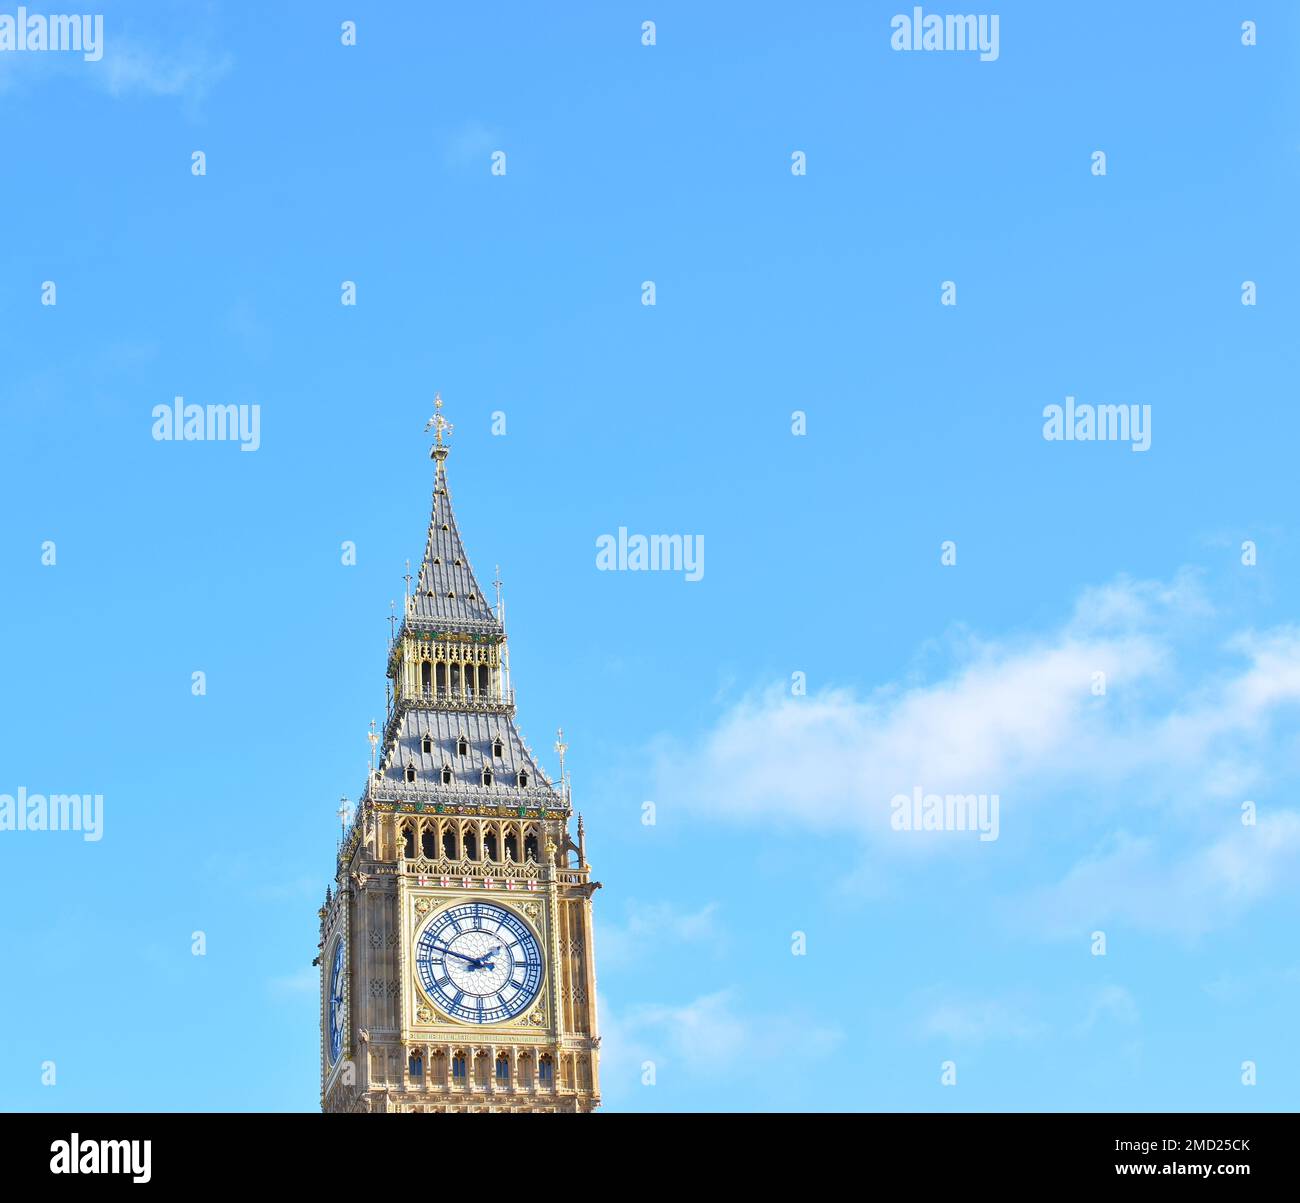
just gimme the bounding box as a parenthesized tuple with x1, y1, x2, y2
(319, 395, 602, 1115)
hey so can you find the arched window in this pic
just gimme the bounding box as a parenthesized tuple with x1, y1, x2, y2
(421, 826, 437, 859)
(436, 662, 447, 695)
(463, 831, 478, 861)
(442, 827, 456, 859)
(420, 661, 432, 696)
(478, 665, 489, 695)
(517, 1051, 533, 1087)
(409, 1052, 423, 1080)
(496, 1055, 510, 1085)
(421, 733, 433, 756)
(452, 1052, 467, 1082)
(484, 830, 498, 862)
(457, 735, 469, 757)
(504, 831, 519, 861)
(538, 1054, 554, 1086)
(405, 764, 417, 783)
(400, 823, 415, 859)
(492, 737, 504, 759)
(482, 767, 493, 787)
(524, 832, 539, 862)
(517, 770, 529, 789)
(441, 763, 452, 785)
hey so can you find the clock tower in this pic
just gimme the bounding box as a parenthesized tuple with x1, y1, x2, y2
(319, 398, 602, 1113)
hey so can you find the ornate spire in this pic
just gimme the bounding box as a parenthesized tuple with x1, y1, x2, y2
(363, 400, 565, 812)
(407, 395, 498, 631)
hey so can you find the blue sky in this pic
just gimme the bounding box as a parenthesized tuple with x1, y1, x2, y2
(2, 1, 1299, 1112)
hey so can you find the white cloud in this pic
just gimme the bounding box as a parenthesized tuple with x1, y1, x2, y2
(653, 571, 1300, 937)
(1076, 984, 1140, 1032)
(919, 996, 1046, 1045)
(443, 120, 501, 167)
(622, 990, 751, 1068)
(598, 989, 842, 1103)
(0, 35, 231, 100)
(1030, 812, 1300, 940)
(656, 577, 1194, 835)
(98, 39, 232, 99)
(597, 900, 721, 970)
(917, 984, 1138, 1046)
(1200, 963, 1300, 1003)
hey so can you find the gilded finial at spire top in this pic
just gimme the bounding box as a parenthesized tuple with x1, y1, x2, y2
(425, 392, 454, 458)
(555, 727, 568, 794)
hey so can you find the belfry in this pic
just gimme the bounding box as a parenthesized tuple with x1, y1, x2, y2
(319, 397, 601, 1113)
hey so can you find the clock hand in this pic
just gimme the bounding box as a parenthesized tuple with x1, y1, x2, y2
(431, 944, 502, 975)
(472, 945, 502, 968)
(430, 940, 491, 968)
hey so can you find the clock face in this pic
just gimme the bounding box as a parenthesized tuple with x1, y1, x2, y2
(328, 939, 345, 1064)
(415, 902, 543, 1024)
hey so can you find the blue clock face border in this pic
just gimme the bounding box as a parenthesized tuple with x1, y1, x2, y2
(415, 902, 544, 1025)
(328, 939, 345, 1064)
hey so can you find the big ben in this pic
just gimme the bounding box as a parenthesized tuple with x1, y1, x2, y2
(319, 398, 601, 1113)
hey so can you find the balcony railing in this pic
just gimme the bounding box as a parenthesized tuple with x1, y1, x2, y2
(402, 1079, 575, 1098)
(423, 685, 514, 703)
(387, 687, 516, 723)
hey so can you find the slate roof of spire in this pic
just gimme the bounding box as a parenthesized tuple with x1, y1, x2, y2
(407, 455, 500, 631)
(380, 711, 549, 792)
